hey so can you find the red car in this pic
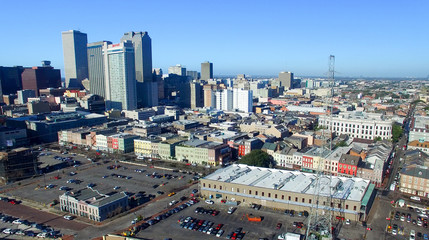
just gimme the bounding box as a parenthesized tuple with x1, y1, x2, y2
(216, 224, 223, 230)
(276, 222, 282, 229)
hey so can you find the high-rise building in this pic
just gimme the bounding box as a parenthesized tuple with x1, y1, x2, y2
(233, 88, 253, 113)
(121, 31, 157, 107)
(168, 64, 186, 76)
(0, 66, 24, 101)
(103, 41, 137, 111)
(87, 41, 112, 98)
(215, 89, 233, 111)
(62, 30, 89, 89)
(279, 71, 293, 89)
(21, 61, 61, 96)
(190, 82, 203, 109)
(186, 71, 200, 80)
(201, 61, 213, 81)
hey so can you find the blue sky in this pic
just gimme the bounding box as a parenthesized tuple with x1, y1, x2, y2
(0, 0, 428, 77)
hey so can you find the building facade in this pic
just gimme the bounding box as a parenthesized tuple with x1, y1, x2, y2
(62, 30, 88, 88)
(88, 41, 112, 98)
(103, 41, 137, 111)
(200, 164, 375, 221)
(60, 188, 128, 222)
(121, 31, 157, 107)
(21, 62, 61, 96)
(318, 112, 393, 140)
(0, 147, 37, 183)
(201, 61, 213, 81)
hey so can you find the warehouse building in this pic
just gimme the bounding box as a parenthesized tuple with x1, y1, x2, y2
(200, 164, 375, 221)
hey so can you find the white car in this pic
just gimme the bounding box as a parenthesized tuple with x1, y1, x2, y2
(345, 219, 351, 225)
(169, 200, 178, 206)
(205, 200, 214, 204)
(12, 219, 22, 224)
(410, 229, 416, 240)
(227, 207, 236, 214)
(2, 228, 12, 234)
(64, 215, 73, 220)
(37, 232, 48, 238)
(216, 229, 224, 237)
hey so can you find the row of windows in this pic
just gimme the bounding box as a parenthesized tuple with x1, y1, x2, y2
(202, 183, 357, 210)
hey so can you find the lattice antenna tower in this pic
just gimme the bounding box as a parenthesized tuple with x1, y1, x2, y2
(305, 55, 335, 239)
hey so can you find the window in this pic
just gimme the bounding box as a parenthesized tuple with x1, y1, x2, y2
(338, 204, 341, 208)
(214, 185, 216, 189)
(255, 191, 258, 195)
(275, 194, 278, 199)
(220, 186, 222, 190)
(302, 198, 305, 203)
(268, 193, 271, 198)
(353, 206, 357, 211)
(262, 192, 264, 197)
(237, 188, 240, 192)
(203, 183, 205, 187)
(309, 199, 312, 204)
(346, 205, 349, 209)
(249, 190, 251, 194)
(295, 197, 298, 202)
(208, 184, 211, 188)
(288, 196, 291, 200)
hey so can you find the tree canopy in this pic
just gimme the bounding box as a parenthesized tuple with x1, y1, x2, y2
(238, 150, 273, 168)
(392, 123, 403, 142)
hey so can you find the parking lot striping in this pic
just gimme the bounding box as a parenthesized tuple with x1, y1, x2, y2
(119, 160, 174, 171)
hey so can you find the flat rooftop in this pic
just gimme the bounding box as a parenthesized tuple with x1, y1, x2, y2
(204, 164, 370, 202)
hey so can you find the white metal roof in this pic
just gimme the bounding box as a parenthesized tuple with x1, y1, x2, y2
(204, 164, 370, 202)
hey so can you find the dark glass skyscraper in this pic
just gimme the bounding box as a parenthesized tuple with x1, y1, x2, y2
(0, 66, 24, 101)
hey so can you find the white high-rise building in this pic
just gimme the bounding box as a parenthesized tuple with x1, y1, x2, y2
(233, 88, 253, 113)
(168, 64, 186, 76)
(103, 41, 137, 110)
(215, 89, 233, 111)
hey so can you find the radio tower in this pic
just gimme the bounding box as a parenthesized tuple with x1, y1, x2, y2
(305, 55, 335, 240)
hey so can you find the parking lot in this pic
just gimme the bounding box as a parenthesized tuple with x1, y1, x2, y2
(363, 195, 429, 240)
(134, 197, 319, 240)
(2, 150, 198, 211)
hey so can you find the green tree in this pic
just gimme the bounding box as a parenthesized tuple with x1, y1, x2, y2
(374, 136, 382, 142)
(238, 150, 273, 168)
(392, 124, 403, 142)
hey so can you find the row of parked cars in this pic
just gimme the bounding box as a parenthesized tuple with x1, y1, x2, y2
(178, 216, 244, 240)
(141, 198, 200, 230)
(0, 212, 61, 238)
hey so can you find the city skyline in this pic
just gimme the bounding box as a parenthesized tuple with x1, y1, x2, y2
(0, 0, 428, 78)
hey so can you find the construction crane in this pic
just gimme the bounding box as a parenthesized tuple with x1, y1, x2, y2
(305, 55, 335, 240)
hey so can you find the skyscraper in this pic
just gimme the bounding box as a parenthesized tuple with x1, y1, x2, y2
(168, 64, 186, 76)
(121, 31, 157, 107)
(103, 41, 137, 111)
(0, 66, 24, 101)
(279, 71, 294, 90)
(233, 88, 253, 113)
(201, 61, 213, 81)
(21, 61, 61, 96)
(190, 82, 203, 109)
(62, 30, 88, 89)
(87, 41, 112, 98)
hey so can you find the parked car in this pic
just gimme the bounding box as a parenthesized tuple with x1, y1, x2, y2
(205, 200, 214, 204)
